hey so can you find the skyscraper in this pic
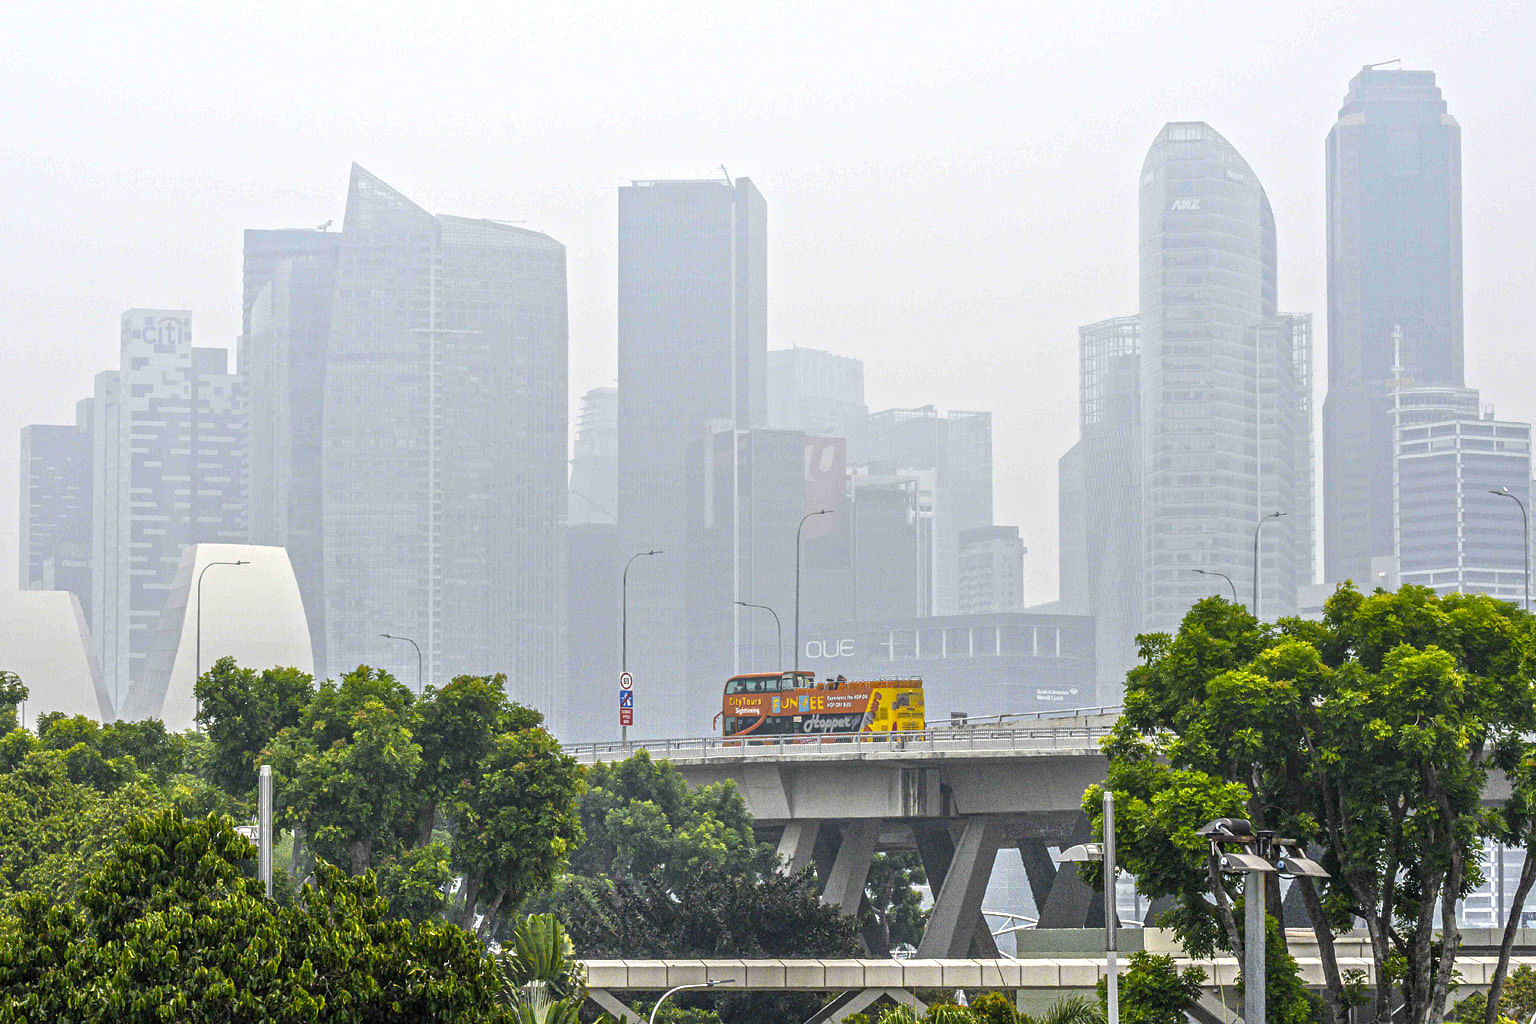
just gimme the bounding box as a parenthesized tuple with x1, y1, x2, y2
(91, 311, 247, 712)
(766, 347, 868, 460)
(958, 525, 1025, 614)
(865, 406, 993, 616)
(243, 227, 338, 675)
(1139, 123, 1310, 632)
(1058, 315, 1141, 687)
(323, 166, 568, 718)
(617, 176, 766, 727)
(19, 399, 94, 614)
(569, 387, 618, 527)
(1323, 66, 1462, 585)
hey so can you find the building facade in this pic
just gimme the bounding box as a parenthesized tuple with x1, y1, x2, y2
(91, 310, 247, 712)
(958, 525, 1025, 614)
(1323, 66, 1463, 586)
(569, 386, 618, 527)
(1058, 315, 1141, 690)
(19, 399, 94, 614)
(322, 166, 568, 720)
(766, 347, 869, 460)
(1138, 122, 1310, 632)
(617, 177, 767, 729)
(865, 406, 993, 616)
(243, 227, 338, 675)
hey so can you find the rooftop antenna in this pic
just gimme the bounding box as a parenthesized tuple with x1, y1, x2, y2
(720, 164, 733, 187)
(1364, 58, 1402, 71)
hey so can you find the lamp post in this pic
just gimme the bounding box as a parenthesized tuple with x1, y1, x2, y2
(1193, 568, 1238, 603)
(650, 978, 733, 1024)
(195, 558, 249, 721)
(621, 549, 662, 744)
(379, 633, 423, 693)
(1252, 512, 1286, 617)
(735, 600, 783, 669)
(1491, 487, 1530, 613)
(1062, 790, 1119, 1024)
(794, 510, 832, 680)
(1198, 819, 1328, 1024)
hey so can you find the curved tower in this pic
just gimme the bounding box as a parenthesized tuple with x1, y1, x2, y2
(1139, 122, 1308, 631)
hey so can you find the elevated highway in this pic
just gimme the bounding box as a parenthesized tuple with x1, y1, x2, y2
(567, 709, 1121, 958)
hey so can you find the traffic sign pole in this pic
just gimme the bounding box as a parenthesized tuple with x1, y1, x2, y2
(619, 672, 635, 744)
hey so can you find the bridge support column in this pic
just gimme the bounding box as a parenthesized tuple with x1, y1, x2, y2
(917, 818, 1002, 958)
(821, 820, 879, 915)
(1034, 824, 1106, 929)
(776, 822, 820, 876)
(806, 987, 928, 1024)
(588, 989, 641, 1023)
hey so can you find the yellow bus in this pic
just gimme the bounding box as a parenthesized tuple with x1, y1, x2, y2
(717, 670, 925, 739)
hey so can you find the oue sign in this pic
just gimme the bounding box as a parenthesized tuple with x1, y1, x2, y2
(804, 638, 856, 659)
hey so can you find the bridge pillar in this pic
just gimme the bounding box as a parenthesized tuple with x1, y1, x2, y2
(776, 821, 820, 876)
(821, 820, 879, 915)
(917, 818, 1003, 958)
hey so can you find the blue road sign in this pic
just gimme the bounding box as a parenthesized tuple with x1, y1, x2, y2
(619, 690, 634, 708)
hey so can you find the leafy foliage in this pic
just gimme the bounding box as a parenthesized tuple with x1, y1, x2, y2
(1096, 952, 1204, 1024)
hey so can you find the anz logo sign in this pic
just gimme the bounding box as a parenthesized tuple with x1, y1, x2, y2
(1168, 198, 1202, 211)
(804, 639, 855, 659)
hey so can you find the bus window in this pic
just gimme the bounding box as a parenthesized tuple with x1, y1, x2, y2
(725, 678, 743, 695)
(780, 672, 795, 690)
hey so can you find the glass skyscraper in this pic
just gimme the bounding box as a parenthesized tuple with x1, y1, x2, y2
(1323, 66, 1462, 586)
(1138, 123, 1310, 632)
(323, 166, 568, 720)
(616, 177, 767, 731)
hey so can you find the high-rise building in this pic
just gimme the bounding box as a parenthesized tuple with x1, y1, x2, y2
(19, 399, 94, 614)
(565, 521, 618, 744)
(958, 525, 1025, 614)
(1058, 315, 1141, 688)
(1139, 123, 1310, 632)
(243, 227, 338, 675)
(1323, 66, 1463, 586)
(767, 347, 868, 460)
(322, 166, 568, 719)
(91, 311, 247, 712)
(569, 387, 618, 527)
(865, 406, 992, 616)
(617, 176, 766, 726)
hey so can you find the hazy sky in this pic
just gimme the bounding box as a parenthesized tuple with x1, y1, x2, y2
(3, 0, 1533, 603)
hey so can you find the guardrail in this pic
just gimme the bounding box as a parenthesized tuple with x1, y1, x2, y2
(566, 720, 1118, 763)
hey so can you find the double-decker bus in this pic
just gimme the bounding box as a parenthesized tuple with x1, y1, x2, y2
(717, 670, 925, 739)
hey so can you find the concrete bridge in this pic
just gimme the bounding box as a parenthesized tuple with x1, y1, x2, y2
(567, 710, 1118, 958)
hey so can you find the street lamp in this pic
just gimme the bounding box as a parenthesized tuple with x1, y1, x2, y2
(379, 633, 423, 694)
(1252, 512, 1287, 617)
(1491, 488, 1530, 613)
(650, 978, 734, 1024)
(794, 509, 832, 680)
(1198, 818, 1328, 1024)
(735, 600, 783, 670)
(1193, 568, 1238, 603)
(622, 549, 662, 744)
(195, 558, 249, 721)
(1062, 790, 1119, 1024)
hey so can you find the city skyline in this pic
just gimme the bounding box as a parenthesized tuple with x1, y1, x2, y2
(4, 4, 1532, 607)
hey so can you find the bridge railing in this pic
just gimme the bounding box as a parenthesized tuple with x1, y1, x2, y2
(566, 718, 1118, 763)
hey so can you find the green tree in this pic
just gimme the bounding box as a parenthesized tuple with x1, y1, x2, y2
(449, 727, 585, 935)
(195, 657, 314, 793)
(968, 991, 1021, 1024)
(0, 808, 513, 1023)
(1097, 952, 1204, 1024)
(0, 670, 26, 732)
(861, 851, 929, 955)
(1095, 588, 1535, 1024)
(1034, 994, 1106, 1024)
(414, 673, 524, 845)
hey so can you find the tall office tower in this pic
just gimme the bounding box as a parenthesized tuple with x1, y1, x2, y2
(243, 228, 338, 675)
(617, 176, 767, 726)
(91, 311, 247, 713)
(766, 347, 869, 460)
(958, 525, 1025, 614)
(19, 399, 94, 613)
(1323, 66, 1462, 585)
(1058, 315, 1141, 687)
(569, 387, 618, 526)
(1139, 123, 1309, 632)
(865, 406, 993, 616)
(323, 166, 568, 718)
